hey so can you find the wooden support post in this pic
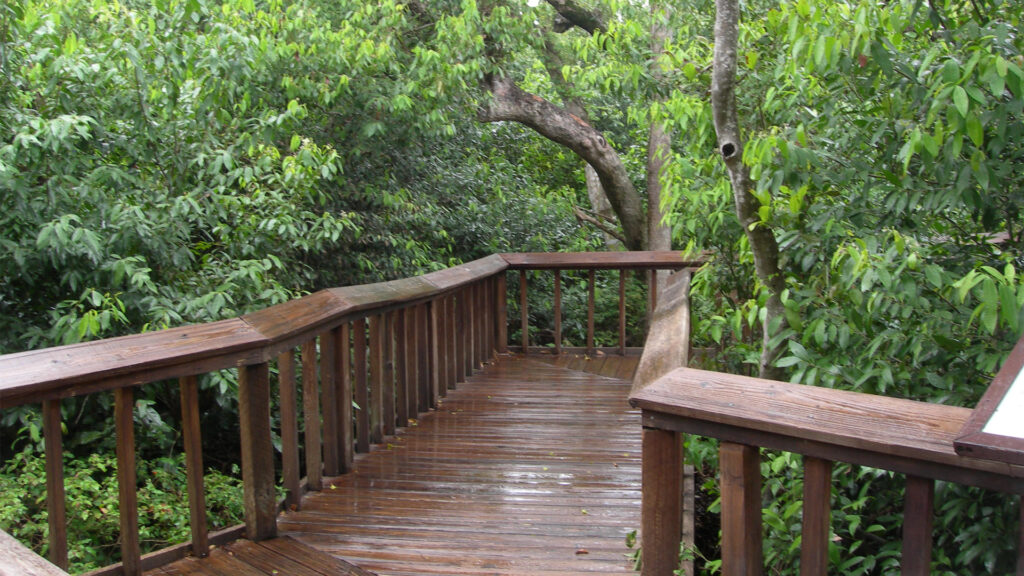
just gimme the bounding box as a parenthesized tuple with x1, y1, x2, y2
(455, 292, 467, 384)
(239, 362, 277, 541)
(902, 476, 934, 576)
(301, 339, 322, 490)
(383, 310, 396, 436)
(497, 273, 508, 354)
(277, 352, 301, 512)
(115, 387, 141, 576)
(396, 308, 409, 427)
(321, 330, 339, 476)
(337, 324, 354, 472)
(180, 376, 210, 554)
(42, 399, 68, 571)
(520, 269, 529, 353)
(429, 299, 442, 407)
(801, 457, 832, 576)
(369, 314, 384, 445)
(641, 427, 682, 576)
(353, 318, 370, 453)
(618, 269, 627, 355)
(447, 295, 458, 390)
(587, 269, 596, 354)
(417, 303, 430, 408)
(553, 270, 562, 355)
(465, 286, 476, 374)
(405, 306, 420, 416)
(720, 442, 763, 576)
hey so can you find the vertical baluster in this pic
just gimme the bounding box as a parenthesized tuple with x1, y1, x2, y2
(553, 270, 562, 355)
(301, 339, 322, 490)
(520, 269, 529, 353)
(383, 310, 396, 436)
(42, 399, 68, 570)
(321, 330, 339, 476)
(618, 269, 627, 355)
(180, 376, 210, 554)
(369, 314, 384, 445)
(460, 290, 472, 380)
(446, 295, 457, 392)
(466, 285, 477, 373)
(353, 318, 370, 453)
(481, 279, 492, 363)
(640, 428, 682, 576)
(801, 457, 833, 576)
(452, 294, 465, 385)
(396, 308, 409, 427)
(418, 303, 431, 407)
(476, 282, 486, 367)
(115, 387, 141, 575)
(239, 362, 277, 541)
(719, 442, 763, 576)
(338, 323, 354, 472)
(429, 299, 442, 406)
(587, 269, 596, 354)
(497, 272, 508, 354)
(277, 352, 300, 512)
(902, 476, 934, 576)
(404, 307, 419, 417)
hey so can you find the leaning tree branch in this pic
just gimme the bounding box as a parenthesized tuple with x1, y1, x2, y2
(544, 0, 606, 34)
(573, 206, 627, 244)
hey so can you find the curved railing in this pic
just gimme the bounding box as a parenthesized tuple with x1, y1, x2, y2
(0, 251, 697, 575)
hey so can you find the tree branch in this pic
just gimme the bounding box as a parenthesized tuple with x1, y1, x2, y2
(544, 0, 606, 35)
(573, 206, 627, 244)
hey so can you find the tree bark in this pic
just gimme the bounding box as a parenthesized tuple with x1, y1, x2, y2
(711, 0, 786, 379)
(479, 74, 648, 250)
(646, 3, 672, 254)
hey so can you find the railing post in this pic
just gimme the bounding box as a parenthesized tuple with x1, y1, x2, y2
(445, 295, 457, 392)
(353, 318, 370, 453)
(383, 310, 397, 436)
(587, 269, 596, 355)
(520, 269, 528, 353)
(496, 273, 508, 354)
(720, 442, 763, 576)
(801, 457, 832, 576)
(180, 375, 210, 553)
(338, 323, 354, 472)
(553, 270, 562, 355)
(640, 427, 682, 576)
(239, 362, 277, 541)
(115, 387, 141, 575)
(902, 476, 934, 576)
(429, 299, 442, 405)
(42, 399, 68, 571)
(619, 269, 627, 355)
(396, 308, 410, 427)
(417, 303, 431, 407)
(321, 330, 340, 476)
(369, 314, 384, 444)
(301, 339, 322, 490)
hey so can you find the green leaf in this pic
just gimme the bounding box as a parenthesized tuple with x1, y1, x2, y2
(952, 86, 969, 118)
(966, 113, 984, 147)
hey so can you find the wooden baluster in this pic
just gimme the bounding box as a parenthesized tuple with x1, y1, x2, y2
(277, 352, 301, 512)
(383, 311, 397, 436)
(497, 272, 508, 354)
(466, 285, 477, 373)
(801, 457, 832, 576)
(520, 269, 529, 353)
(587, 269, 596, 355)
(720, 442, 763, 576)
(417, 303, 431, 408)
(482, 279, 492, 363)
(301, 339, 322, 490)
(321, 331, 339, 476)
(353, 318, 370, 453)
(640, 428, 682, 576)
(239, 362, 277, 541)
(396, 308, 409, 427)
(902, 476, 934, 576)
(369, 314, 384, 445)
(618, 269, 627, 355)
(429, 299, 442, 406)
(115, 387, 141, 575)
(337, 323, 354, 472)
(42, 399, 68, 570)
(180, 376, 210, 555)
(476, 281, 486, 367)
(404, 307, 419, 417)
(447, 295, 458, 390)
(459, 291, 470, 382)
(553, 270, 562, 355)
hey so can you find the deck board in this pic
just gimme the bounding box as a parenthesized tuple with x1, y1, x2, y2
(151, 356, 642, 576)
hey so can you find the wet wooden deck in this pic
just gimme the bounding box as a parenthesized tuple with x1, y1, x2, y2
(151, 354, 642, 576)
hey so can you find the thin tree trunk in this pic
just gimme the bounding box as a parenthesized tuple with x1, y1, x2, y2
(711, 0, 786, 379)
(646, 3, 672, 255)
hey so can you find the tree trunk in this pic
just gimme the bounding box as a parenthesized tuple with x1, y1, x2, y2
(479, 74, 648, 251)
(710, 0, 786, 379)
(646, 3, 672, 254)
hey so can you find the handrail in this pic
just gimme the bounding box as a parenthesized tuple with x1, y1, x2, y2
(629, 366, 1024, 575)
(0, 529, 70, 576)
(0, 250, 693, 576)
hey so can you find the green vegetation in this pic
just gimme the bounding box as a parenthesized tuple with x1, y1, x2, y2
(1, 0, 1021, 573)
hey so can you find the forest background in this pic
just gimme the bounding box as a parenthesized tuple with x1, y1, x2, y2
(1, 0, 1022, 573)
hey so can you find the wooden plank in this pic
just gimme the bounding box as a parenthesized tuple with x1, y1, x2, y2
(640, 428, 681, 576)
(301, 339, 322, 491)
(42, 398, 68, 570)
(445, 295, 457, 393)
(180, 376, 210, 552)
(416, 304, 430, 409)
(800, 457, 831, 576)
(902, 476, 934, 576)
(257, 536, 377, 576)
(395, 309, 410, 427)
(587, 269, 596, 354)
(466, 285, 476, 374)
(338, 324, 354, 473)
(403, 308, 419, 418)
(239, 362, 277, 541)
(519, 270, 528, 354)
(500, 251, 700, 270)
(241, 290, 349, 346)
(553, 270, 562, 355)
(428, 300, 441, 408)
(719, 442, 763, 576)
(369, 315, 384, 445)
(383, 311, 397, 436)
(116, 387, 141, 576)
(321, 330, 340, 476)
(618, 270, 626, 355)
(496, 273, 508, 354)
(0, 529, 69, 576)
(419, 254, 508, 292)
(279, 351, 301, 511)
(353, 318, 370, 454)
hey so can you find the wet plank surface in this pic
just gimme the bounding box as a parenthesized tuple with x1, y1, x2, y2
(150, 356, 642, 576)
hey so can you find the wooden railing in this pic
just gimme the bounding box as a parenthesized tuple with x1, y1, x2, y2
(0, 251, 696, 576)
(631, 335, 1024, 573)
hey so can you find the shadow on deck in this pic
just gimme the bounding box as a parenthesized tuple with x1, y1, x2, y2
(150, 355, 642, 576)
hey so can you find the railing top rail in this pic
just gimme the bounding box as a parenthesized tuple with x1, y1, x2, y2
(629, 367, 1024, 493)
(501, 251, 700, 270)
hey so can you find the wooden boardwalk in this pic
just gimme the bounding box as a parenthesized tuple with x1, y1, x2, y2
(151, 355, 642, 576)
